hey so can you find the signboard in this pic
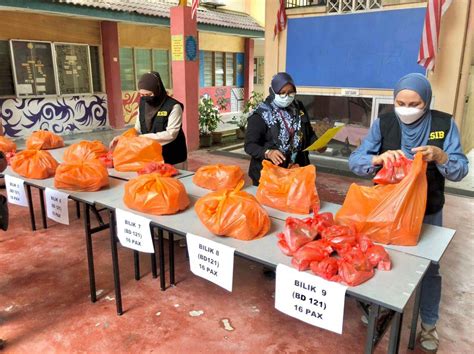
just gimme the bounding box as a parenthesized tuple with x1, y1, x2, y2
(171, 35, 184, 61)
(55, 43, 92, 95)
(4, 175, 28, 207)
(275, 264, 347, 334)
(115, 208, 154, 253)
(186, 233, 235, 292)
(45, 188, 70, 225)
(341, 88, 360, 96)
(185, 36, 197, 61)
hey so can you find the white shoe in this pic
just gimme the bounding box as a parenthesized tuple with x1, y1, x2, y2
(419, 323, 439, 353)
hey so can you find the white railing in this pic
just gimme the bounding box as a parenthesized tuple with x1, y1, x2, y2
(327, 0, 382, 13)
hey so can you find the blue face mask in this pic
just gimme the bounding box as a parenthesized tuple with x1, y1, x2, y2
(272, 88, 295, 108)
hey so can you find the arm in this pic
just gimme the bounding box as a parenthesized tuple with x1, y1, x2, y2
(141, 104, 183, 146)
(244, 113, 279, 160)
(0, 152, 6, 173)
(348, 119, 383, 177)
(134, 111, 141, 133)
(436, 119, 469, 181)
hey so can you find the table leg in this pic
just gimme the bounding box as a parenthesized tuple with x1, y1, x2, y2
(388, 312, 403, 354)
(365, 304, 379, 354)
(169, 231, 175, 286)
(38, 188, 47, 229)
(26, 184, 36, 231)
(83, 203, 97, 303)
(134, 251, 140, 281)
(150, 226, 157, 279)
(158, 228, 165, 291)
(408, 285, 422, 350)
(76, 200, 81, 219)
(108, 209, 123, 315)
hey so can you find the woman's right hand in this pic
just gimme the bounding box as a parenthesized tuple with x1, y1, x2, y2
(372, 150, 405, 166)
(109, 136, 119, 151)
(265, 149, 286, 165)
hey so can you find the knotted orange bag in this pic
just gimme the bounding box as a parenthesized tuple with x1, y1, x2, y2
(123, 173, 189, 215)
(195, 181, 270, 240)
(26, 130, 64, 150)
(113, 136, 163, 172)
(336, 153, 427, 245)
(193, 164, 244, 191)
(63, 140, 108, 163)
(122, 128, 138, 137)
(54, 160, 109, 191)
(10, 149, 59, 179)
(0, 136, 16, 153)
(256, 160, 320, 214)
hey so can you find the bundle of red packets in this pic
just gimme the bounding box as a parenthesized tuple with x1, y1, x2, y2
(98, 151, 114, 168)
(137, 162, 178, 177)
(277, 212, 391, 286)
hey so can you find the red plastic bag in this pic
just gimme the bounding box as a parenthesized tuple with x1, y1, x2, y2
(193, 164, 244, 191)
(195, 181, 270, 240)
(137, 162, 178, 177)
(310, 257, 339, 281)
(26, 130, 64, 150)
(124, 173, 189, 215)
(321, 224, 357, 251)
(366, 245, 392, 271)
(339, 246, 372, 272)
(63, 140, 108, 163)
(373, 156, 413, 185)
(256, 160, 320, 214)
(54, 160, 109, 191)
(99, 151, 114, 168)
(6, 151, 16, 165)
(113, 136, 163, 172)
(0, 136, 16, 153)
(276, 217, 318, 255)
(291, 240, 333, 271)
(336, 153, 427, 245)
(337, 259, 375, 286)
(10, 149, 59, 179)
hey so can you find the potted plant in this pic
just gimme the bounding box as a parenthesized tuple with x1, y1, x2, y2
(230, 91, 264, 139)
(198, 96, 221, 148)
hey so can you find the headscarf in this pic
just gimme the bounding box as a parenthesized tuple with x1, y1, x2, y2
(256, 72, 302, 162)
(393, 73, 432, 157)
(138, 71, 168, 132)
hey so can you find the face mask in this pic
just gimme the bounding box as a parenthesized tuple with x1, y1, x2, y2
(141, 95, 160, 105)
(272, 88, 295, 108)
(395, 106, 425, 124)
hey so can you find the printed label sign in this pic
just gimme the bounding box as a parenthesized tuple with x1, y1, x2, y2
(186, 233, 235, 292)
(45, 188, 70, 225)
(275, 264, 347, 334)
(171, 35, 184, 61)
(116, 208, 154, 253)
(5, 175, 28, 207)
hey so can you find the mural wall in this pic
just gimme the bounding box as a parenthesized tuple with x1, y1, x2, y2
(0, 94, 108, 139)
(122, 91, 140, 125)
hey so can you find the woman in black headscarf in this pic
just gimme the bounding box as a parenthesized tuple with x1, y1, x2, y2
(244, 72, 322, 185)
(111, 71, 187, 165)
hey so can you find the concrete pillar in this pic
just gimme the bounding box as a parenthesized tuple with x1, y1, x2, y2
(244, 38, 255, 101)
(170, 5, 199, 151)
(101, 21, 125, 129)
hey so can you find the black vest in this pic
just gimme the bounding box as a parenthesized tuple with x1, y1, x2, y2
(139, 97, 187, 165)
(379, 110, 451, 215)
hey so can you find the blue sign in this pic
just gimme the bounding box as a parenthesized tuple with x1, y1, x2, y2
(185, 36, 197, 62)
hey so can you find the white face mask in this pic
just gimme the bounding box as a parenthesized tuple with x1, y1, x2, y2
(272, 88, 295, 108)
(395, 106, 425, 124)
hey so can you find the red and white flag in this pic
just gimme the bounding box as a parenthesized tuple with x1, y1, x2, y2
(191, 0, 199, 20)
(274, 0, 287, 39)
(417, 0, 452, 71)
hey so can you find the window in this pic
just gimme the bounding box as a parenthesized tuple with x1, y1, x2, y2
(135, 48, 152, 85)
(89, 46, 102, 92)
(119, 48, 135, 91)
(55, 43, 92, 95)
(254, 57, 264, 85)
(153, 49, 171, 88)
(214, 52, 224, 86)
(225, 52, 235, 86)
(203, 51, 213, 87)
(0, 41, 14, 96)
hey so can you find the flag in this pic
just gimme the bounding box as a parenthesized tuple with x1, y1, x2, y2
(417, 0, 453, 71)
(191, 0, 199, 20)
(274, 0, 287, 39)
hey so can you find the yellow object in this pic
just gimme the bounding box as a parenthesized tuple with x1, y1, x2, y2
(305, 125, 344, 151)
(171, 35, 184, 61)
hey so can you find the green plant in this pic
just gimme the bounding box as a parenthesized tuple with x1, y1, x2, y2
(198, 97, 221, 135)
(230, 91, 264, 130)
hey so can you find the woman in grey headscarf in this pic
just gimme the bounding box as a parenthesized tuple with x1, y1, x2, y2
(349, 73, 468, 352)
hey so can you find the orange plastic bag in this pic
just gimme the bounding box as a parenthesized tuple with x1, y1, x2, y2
(54, 160, 109, 191)
(123, 173, 189, 215)
(113, 136, 163, 172)
(256, 160, 320, 214)
(122, 128, 138, 137)
(193, 164, 244, 191)
(26, 130, 64, 150)
(63, 141, 108, 163)
(10, 149, 59, 179)
(0, 136, 16, 153)
(195, 181, 270, 240)
(336, 153, 427, 245)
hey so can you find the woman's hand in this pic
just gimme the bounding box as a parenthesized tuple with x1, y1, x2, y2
(412, 146, 448, 164)
(109, 136, 119, 151)
(372, 150, 405, 166)
(265, 149, 285, 165)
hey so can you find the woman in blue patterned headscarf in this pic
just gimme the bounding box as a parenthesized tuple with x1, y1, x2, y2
(244, 72, 320, 186)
